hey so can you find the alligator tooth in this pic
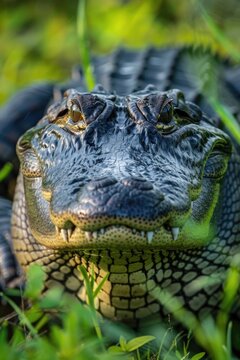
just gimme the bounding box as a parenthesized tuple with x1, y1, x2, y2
(132, 229, 137, 234)
(171, 227, 179, 241)
(60, 229, 69, 242)
(147, 231, 154, 243)
(55, 226, 60, 234)
(141, 231, 145, 237)
(67, 228, 73, 239)
(92, 231, 98, 239)
(85, 231, 92, 241)
(100, 228, 105, 235)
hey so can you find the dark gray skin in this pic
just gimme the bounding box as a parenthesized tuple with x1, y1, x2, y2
(1, 47, 240, 323)
(16, 87, 232, 250)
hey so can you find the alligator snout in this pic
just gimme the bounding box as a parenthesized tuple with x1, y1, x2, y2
(49, 174, 191, 245)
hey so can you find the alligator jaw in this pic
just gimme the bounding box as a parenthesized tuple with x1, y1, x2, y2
(55, 224, 181, 244)
(52, 201, 194, 246)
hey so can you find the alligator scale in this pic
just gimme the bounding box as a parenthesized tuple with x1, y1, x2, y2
(0, 47, 240, 323)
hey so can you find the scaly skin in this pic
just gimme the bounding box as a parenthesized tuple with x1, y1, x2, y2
(1, 47, 240, 324)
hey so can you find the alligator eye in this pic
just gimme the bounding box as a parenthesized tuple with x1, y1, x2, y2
(157, 101, 175, 133)
(158, 102, 174, 124)
(67, 104, 86, 131)
(70, 104, 84, 123)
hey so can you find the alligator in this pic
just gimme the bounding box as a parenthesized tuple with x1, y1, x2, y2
(0, 47, 240, 324)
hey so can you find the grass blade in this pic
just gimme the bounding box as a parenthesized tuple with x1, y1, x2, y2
(0, 292, 38, 337)
(77, 0, 95, 91)
(210, 99, 240, 144)
(78, 265, 94, 309)
(0, 163, 13, 182)
(195, 0, 240, 62)
(93, 272, 109, 299)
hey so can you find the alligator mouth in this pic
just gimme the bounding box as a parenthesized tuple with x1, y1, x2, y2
(54, 224, 181, 246)
(37, 198, 213, 250)
(35, 200, 211, 250)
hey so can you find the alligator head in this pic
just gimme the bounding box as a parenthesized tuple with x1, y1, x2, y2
(16, 85, 232, 251)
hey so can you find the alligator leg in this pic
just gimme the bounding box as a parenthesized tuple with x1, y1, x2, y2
(0, 197, 21, 290)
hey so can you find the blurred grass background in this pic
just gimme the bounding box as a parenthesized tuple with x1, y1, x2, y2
(1, 1, 240, 358)
(0, 0, 240, 104)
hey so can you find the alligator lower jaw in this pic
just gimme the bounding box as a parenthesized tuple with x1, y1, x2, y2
(55, 224, 180, 244)
(36, 223, 207, 250)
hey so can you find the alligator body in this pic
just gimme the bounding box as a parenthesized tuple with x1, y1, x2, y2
(0, 47, 240, 324)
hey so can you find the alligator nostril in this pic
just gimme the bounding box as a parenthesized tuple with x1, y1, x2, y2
(121, 177, 154, 191)
(86, 176, 118, 191)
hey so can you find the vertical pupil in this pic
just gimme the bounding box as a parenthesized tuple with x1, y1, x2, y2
(159, 104, 173, 123)
(72, 111, 80, 122)
(71, 109, 83, 123)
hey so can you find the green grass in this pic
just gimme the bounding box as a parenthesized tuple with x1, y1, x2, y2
(77, 0, 95, 91)
(210, 100, 240, 144)
(0, 265, 156, 360)
(0, 0, 240, 104)
(1, 259, 240, 360)
(1, 1, 240, 359)
(0, 163, 13, 182)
